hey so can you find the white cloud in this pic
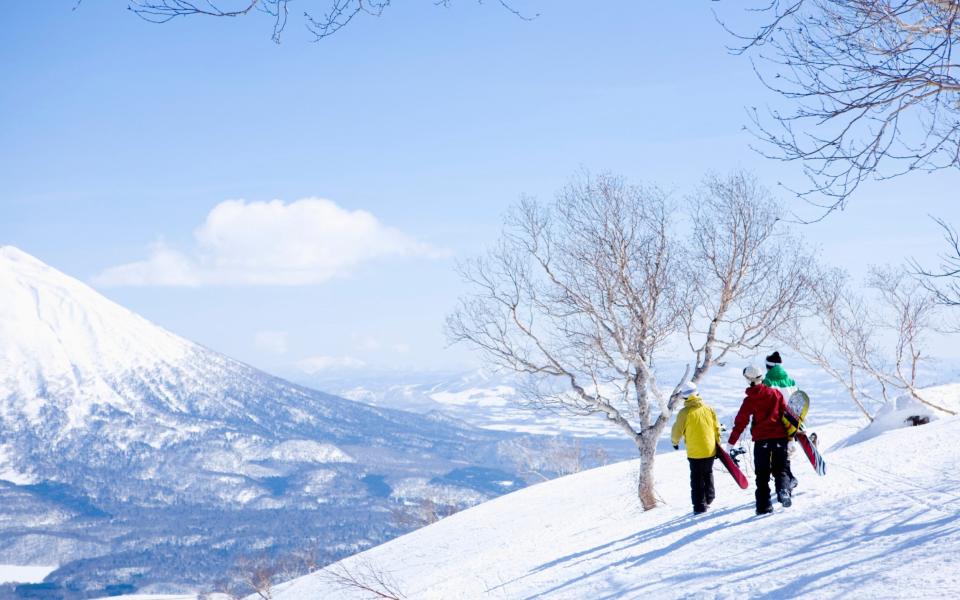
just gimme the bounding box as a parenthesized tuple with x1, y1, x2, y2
(94, 198, 448, 286)
(94, 242, 202, 287)
(296, 355, 367, 373)
(254, 330, 289, 355)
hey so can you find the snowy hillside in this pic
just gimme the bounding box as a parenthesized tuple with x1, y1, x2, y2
(271, 405, 960, 599)
(0, 247, 559, 596)
(0, 246, 193, 430)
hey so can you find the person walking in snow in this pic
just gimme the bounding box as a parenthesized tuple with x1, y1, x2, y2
(762, 351, 796, 394)
(763, 351, 799, 490)
(728, 366, 792, 514)
(671, 382, 721, 515)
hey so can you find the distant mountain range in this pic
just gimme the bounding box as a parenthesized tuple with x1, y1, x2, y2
(290, 368, 632, 439)
(0, 247, 578, 597)
(292, 348, 960, 451)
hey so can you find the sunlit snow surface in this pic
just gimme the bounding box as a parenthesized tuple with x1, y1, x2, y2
(0, 564, 57, 583)
(270, 403, 960, 599)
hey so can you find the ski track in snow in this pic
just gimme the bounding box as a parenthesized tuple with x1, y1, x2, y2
(269, 413, 960, 600)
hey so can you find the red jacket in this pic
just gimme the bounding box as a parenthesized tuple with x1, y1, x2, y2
(728, 384, 789, 445)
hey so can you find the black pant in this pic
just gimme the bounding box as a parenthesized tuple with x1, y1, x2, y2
(754, 439, 790, 511)
(786, 456, 797, 488)
(688, 457, 715, 512)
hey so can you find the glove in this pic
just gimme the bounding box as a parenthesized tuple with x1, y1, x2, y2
(673, 444, 679, 450)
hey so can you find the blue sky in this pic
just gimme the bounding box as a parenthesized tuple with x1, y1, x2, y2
(3, 1, 959, 377)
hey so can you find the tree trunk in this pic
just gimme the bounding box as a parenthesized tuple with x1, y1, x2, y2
(636, 434, 659, 510)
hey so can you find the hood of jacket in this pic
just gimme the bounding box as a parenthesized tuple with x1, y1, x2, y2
(671, 394, 720, 459)
(683, 394, 704, 409)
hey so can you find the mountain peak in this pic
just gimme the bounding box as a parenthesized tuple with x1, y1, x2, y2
(0, 247, 194, 426)
(0, 244, 46, 266)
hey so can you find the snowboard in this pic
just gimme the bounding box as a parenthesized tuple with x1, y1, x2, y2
(782, 390, 826, 476)
(796, 431, 826, 476)
(716, 444, 749, 489)
(781, 390, 809, 436)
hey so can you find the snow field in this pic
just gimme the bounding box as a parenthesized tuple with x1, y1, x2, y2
(0, 564, 57, 584)
(270, 414, 960, 599)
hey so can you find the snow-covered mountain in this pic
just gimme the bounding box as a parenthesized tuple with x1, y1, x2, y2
(268, 384, 960, 599)
(0, 247, 556, 596)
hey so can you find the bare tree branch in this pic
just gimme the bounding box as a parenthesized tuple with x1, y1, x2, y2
(127, 0, 538, 43)
(322, 558, 408, 600)
(727, 1, 960, 212)
(684, 170, 818, 386)
(783, 263, 955, 419)
(912, 216, 960, 307)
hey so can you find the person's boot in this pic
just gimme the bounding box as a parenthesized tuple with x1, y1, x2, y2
(756, 505, 773, 515)
(777, 489, 792, 507)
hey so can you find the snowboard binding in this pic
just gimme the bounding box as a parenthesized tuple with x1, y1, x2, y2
(728, 447, 747, 467)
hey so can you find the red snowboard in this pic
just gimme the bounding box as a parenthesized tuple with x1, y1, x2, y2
(795, 431, 827, 476)
(716, 445, 749, 489)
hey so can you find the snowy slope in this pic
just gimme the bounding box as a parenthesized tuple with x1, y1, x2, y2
(0, 245, 192, 438)
(271, 412, 960, 599)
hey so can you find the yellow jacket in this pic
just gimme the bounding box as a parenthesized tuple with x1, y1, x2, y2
(671, 394, 721, 459)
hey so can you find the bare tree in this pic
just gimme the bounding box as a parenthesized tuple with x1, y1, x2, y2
(322, 558, 408, 600)
(729, 1, 960, 212)
(684, 171, 817, 379)
(784, 263, 956, 419)
(501, 436, 608, 481)
(784, 268, 877, 419)
(223, 554, 289, 600)
(125, 0, 538, 43)
(447, 171, 815, 509)
(868, 264, 956, 413)
(391, 497, 459, 530)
